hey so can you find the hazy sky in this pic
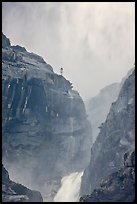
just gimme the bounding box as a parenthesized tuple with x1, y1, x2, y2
(2, 2, 135, 101)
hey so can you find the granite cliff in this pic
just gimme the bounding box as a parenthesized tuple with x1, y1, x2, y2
(2, 33, 92, 201)
(2, 165, 43, 202)
(80, 68, 135, 199)
(80, 149, 135, 202)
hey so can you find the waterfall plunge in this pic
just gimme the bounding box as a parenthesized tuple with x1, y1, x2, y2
(54, 172, 83, 202)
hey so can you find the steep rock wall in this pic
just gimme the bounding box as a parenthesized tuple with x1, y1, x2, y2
(2, 33, 92, 201)
(80, 149, 135, 202)
(80, 68, 135, 196)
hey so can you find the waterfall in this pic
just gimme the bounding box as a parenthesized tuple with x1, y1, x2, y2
(54, 172, 83, 202)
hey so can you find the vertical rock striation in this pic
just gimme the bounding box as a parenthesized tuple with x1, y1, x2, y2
(2, 33, 92, 201)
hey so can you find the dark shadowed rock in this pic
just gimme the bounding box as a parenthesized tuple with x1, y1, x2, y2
(2, 33, 11, 48)
(80, 149, 135, 202)
(2, 165, 43, 202)
(11, 45, 27, 53)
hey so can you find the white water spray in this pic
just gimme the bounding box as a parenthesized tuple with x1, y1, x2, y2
(54, 172, 83, 202)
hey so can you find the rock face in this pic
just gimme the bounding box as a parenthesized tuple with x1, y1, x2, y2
(86, 67, 134, 144)
(86, 83, 120, 144)
(2, 165, 43, 202)
(2, 33, 92, 201)
(80, 149, 135, 202)
(2, 32, 11, 48)
(80, 68, 135, 197)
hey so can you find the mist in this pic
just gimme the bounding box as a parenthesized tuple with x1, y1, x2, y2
(2, 3, 135, 202)
(2, 2, 135, 100)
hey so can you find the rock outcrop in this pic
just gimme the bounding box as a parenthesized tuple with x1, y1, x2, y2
(2, 32, 11, 48)
(80, 149, 135, 202)
(2, 165, 43, 202)
(2, 33, 92, 201)
(80, 68, 135, 197)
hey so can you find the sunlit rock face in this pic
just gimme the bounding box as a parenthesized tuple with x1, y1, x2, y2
(2, 33, 92, 201)
(2, 165, 43, 202)
(80, 68, 135, 197)
(80, 149, 135, 202)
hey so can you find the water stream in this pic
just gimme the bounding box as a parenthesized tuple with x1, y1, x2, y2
(54, 172, 83, 202)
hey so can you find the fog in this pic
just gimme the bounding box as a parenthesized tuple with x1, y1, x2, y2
(2, 2, 135, 100)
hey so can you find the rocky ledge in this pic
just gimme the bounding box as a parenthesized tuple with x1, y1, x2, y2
(2, 165, 43, 202)
(80, 149, 135, 202)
